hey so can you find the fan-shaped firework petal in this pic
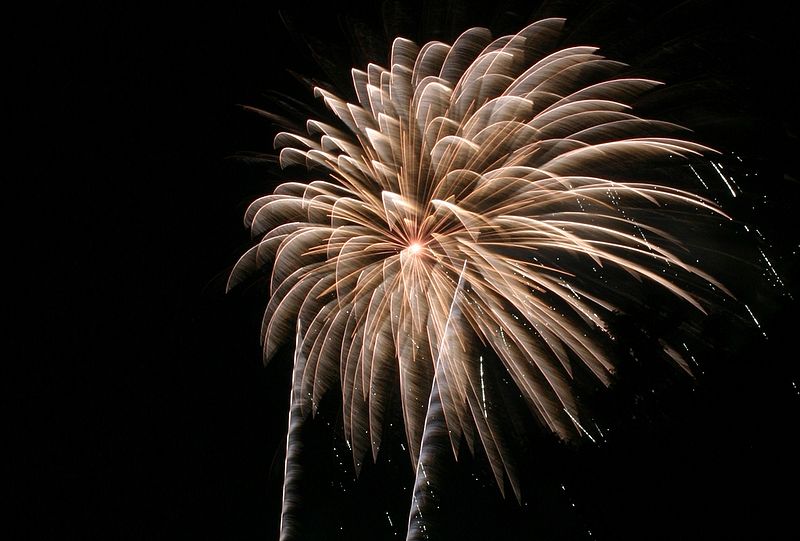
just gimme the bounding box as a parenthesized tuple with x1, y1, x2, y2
(234, 18, 728, 494)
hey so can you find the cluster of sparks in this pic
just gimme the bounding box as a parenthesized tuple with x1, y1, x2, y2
(229, 19, 738, 539)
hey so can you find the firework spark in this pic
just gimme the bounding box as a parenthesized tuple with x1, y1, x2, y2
(229, 18, 730, 538)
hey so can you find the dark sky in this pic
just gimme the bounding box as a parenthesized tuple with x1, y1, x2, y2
(17, 1, 799, 539)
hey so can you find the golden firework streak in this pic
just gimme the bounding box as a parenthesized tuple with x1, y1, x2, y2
(229, 19, 731, 538)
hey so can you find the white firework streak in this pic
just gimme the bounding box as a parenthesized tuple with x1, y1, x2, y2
(228, 18, 731, 538)
(407, 262, 467, 540)
(279, 322, 305, 541)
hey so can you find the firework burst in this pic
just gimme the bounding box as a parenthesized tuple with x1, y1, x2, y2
(229, 18, 730, 538)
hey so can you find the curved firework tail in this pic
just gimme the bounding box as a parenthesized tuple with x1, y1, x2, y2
(228, 17, 731, 530)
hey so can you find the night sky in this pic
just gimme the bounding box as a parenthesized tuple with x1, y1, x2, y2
(18, 1, 800, 539)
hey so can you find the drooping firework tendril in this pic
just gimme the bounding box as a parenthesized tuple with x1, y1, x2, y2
(228, 18, 732, 539)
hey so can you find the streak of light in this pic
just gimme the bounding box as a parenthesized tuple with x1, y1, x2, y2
(744, 304, 768, 339)
(688, 164, 709, 190)
(711, 162, 737, 197)
(564, 408, 596, 443)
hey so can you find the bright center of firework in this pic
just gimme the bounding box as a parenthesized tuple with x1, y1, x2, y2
(408, 242, 424, 255)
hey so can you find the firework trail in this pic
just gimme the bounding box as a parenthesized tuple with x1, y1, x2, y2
(407, 262, 466, 540)
(228, 18, 730, 538)
(278, 323, 305, 541)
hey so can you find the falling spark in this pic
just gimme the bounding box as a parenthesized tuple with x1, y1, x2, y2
(564, 408, 596, 444)
(682, 342, 701, 370)
(759, 248, 786, 288)
(593, 421, 606, 441)
(479, 355, 487, 418)
(743, 304, 761, 327)
(688, 164, 710, 190)
(711, 162, 737, 197)
(744, 304, 768, 339)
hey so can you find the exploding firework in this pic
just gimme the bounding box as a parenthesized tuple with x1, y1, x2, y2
(229, 18, 731, 539)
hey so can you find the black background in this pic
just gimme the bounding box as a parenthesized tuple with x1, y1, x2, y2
(17, 1, 800, 539)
